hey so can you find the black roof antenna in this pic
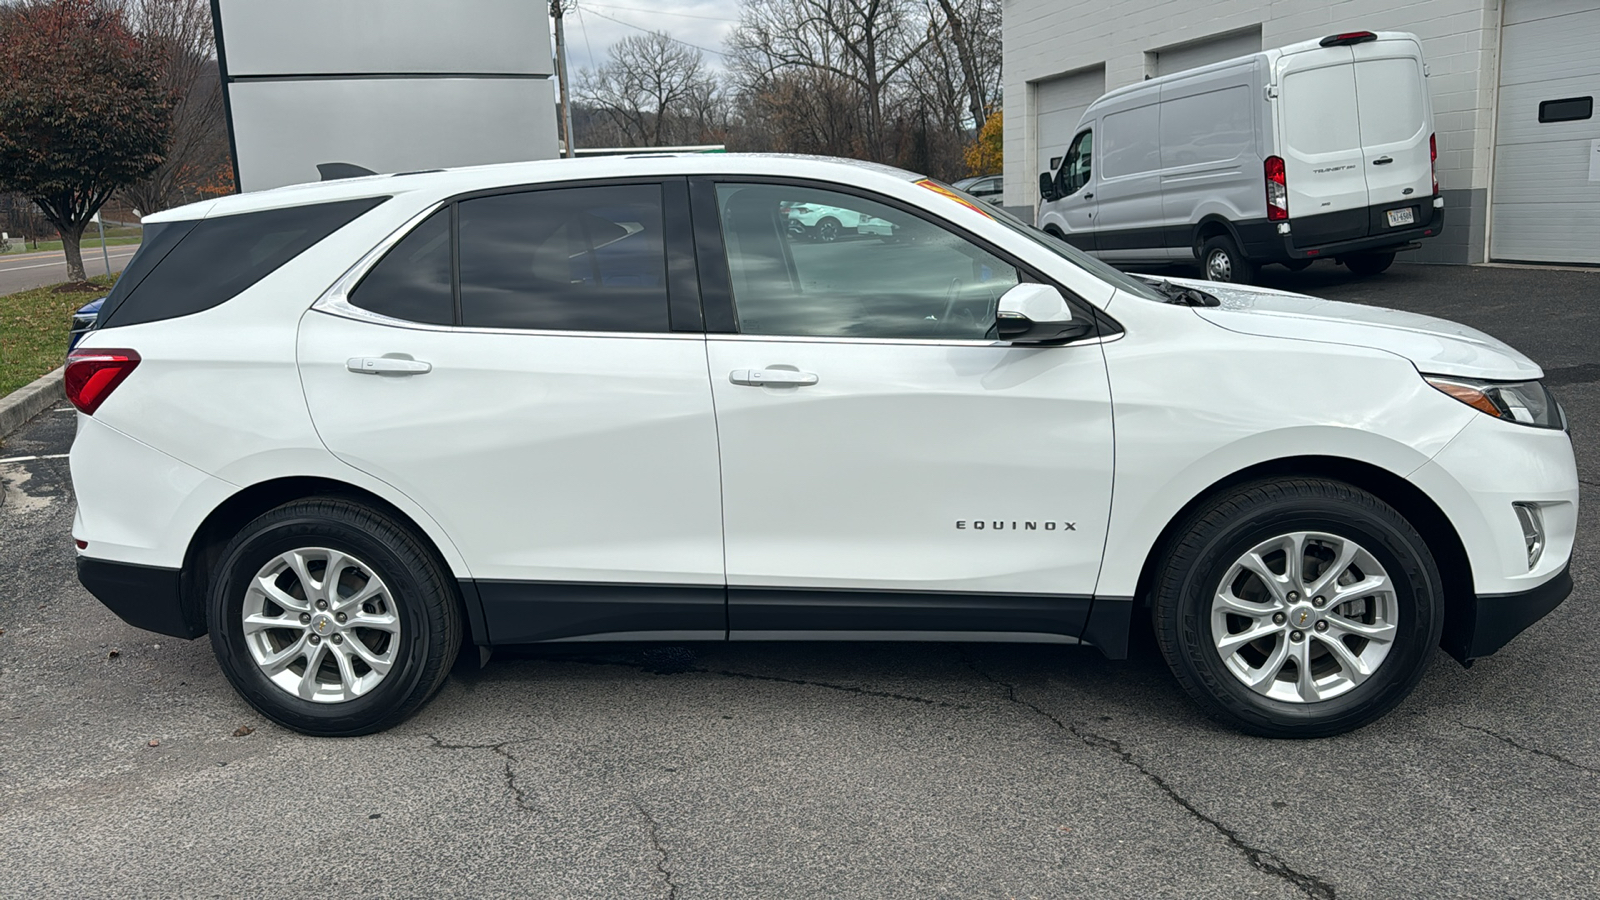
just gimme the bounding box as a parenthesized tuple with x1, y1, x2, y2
(317, 162, 378, 181)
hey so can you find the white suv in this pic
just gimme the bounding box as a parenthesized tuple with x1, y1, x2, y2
(67, 155, 1577, 738)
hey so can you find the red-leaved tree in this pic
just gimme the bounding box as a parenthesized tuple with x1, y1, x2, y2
(0, 0, 173, 283)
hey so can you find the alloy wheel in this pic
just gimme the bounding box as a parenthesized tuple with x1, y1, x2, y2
(1210, 531, 1398, 703)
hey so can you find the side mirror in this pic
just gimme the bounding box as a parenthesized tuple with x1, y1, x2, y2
(996, 283, 1094, 344)
(1038, 172, 1059, 203)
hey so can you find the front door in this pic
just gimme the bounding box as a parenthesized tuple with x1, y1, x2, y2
(695, 180, 1115, 640)
(297, 180, 726, 643)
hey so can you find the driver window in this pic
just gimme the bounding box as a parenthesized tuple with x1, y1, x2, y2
(715, 184, 1020, 340)
(1059, 130, 1093, 196)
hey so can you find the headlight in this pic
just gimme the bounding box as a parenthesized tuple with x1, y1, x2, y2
(1424, 376, 1565, 430)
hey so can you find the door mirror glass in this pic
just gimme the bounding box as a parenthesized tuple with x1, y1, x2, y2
(996, 283, 1092, 344)
(1039, 172, 1059, 202)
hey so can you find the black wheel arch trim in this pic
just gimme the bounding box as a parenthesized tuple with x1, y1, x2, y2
(1445, 564, 1570, 665)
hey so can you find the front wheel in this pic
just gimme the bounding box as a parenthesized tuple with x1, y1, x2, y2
(208, 498, 461, 736)
(816, 216, 842, 242)
(1152, 479, 1443, 738)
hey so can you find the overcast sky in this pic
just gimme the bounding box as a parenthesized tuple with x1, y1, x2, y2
(556, 1, 743, 75)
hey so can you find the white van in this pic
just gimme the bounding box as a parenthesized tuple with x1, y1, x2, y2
(1037, 31, 1445, 283)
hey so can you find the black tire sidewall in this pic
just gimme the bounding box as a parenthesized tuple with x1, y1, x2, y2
(1159, 483, 1443, 737)
(209, 505, 447, 735)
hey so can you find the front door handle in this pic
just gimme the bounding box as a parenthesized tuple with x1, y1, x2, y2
(1083, 192, 1095, 199)
(729, 368, 818, 387)
(347, 356, 432, 376)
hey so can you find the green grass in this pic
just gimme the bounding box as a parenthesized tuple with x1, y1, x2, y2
(0, 275, 116, 397)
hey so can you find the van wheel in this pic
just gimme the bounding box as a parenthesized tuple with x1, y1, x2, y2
(1346, 252, 1395, 277)
(1281, 259, 1313, 272)
(1200, 235, 1257, 284)
(208, 498, 461, 736)
(1152, 478, 1443, 738)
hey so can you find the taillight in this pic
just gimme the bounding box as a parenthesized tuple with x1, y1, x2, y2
(1265, 156, 1288, 221)
(64, 348, 140, 415)
(1430, 133, 1438, 195)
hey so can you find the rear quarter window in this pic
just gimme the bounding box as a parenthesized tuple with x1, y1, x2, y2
(97, 197, 388, 329)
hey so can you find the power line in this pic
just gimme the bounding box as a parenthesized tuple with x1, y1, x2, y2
(584, 2, 735, 22)
(577, 3, 728, 56)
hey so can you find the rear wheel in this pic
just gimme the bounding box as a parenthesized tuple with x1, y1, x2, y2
(1152, 478, 1443, 738)
(1200, 235, 1258, 285)
(1345, 252, 1395, 276)
(816, 216, 842, 242)
(208, 498, 460, 736)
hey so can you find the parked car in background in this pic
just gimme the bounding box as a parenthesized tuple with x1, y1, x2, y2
(953, 175, 1004, 205)
(1038, 30, 1444, 283)
(68, 154, 1573, 739)
(783, 200, 895, 240)
(68, 298, 102, 351)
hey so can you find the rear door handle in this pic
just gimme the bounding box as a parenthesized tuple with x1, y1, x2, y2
(729, 368, 818, 387)
(347, 356, 432, 375)
(1372, 156, 1394, 165)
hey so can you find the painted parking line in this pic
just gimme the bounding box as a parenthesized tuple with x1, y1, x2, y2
(0, 453, 69, 464)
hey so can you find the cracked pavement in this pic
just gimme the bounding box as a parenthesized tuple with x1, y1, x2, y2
(2, 263, 1598, 898)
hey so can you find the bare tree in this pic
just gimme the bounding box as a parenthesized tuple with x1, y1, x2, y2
(117, 0, 230, 213)
(577, 31, 722, 147)
(926, 0, 1000, 130)
(728, 0, 930, 160)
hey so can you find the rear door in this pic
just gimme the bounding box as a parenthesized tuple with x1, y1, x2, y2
(1352, 40, 1434, 231)
(1276, 47, 1370, 243)
(297, 179, 727, 643)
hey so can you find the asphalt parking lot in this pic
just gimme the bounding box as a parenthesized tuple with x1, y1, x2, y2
(2, 260, 1597, 899)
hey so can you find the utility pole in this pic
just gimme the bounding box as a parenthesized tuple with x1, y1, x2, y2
(551, 0, 576, 158)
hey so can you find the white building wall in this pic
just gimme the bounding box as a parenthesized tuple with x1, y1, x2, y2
(1003, 0, 1499, 262)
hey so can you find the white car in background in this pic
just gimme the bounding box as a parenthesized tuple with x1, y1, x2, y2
(784, 200, 895, 241)
(67, 154, 1575, 738)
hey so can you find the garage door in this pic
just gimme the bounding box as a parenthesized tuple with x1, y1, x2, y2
(1490, 0, 1600, 264)
(1035, 67, 1105, 177)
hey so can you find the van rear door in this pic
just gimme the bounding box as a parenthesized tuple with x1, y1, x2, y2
(1352, 39, 1433, 233)
(1277, 46, 1370, 244)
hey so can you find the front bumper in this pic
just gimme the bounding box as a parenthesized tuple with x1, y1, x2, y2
(77, 556, 204, 639)
(1444, 563, 1571, 664)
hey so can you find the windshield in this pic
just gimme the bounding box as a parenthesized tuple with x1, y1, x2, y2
(923, 181, 1167, 303)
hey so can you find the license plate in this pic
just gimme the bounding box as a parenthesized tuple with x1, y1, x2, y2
(1387, 207, 1415, 227)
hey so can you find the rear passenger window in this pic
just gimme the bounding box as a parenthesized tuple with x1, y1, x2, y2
(349, 208, 453, 325)
(457, 185, 669, 332)
(98, 197, 387, 329)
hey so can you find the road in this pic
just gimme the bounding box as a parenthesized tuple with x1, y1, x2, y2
(1, 261, 1596, 898)
(0, 244, 138, 295)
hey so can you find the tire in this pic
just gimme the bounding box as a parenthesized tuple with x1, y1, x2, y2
(208, 498, 461, 736)
(1152, 478, 1443, 738)
(816, 216, 841, 242)
(1200, 235, 1258, 285)
(1346, 252, 1395, 277)
(1281, 259, 1314, 272)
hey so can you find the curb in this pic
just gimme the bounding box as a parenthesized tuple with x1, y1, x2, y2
(0, 367, 65, 440)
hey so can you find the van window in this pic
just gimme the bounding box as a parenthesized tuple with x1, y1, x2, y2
(1354, 58, 1425, 146)
(1159, 85, 1253, 167)
(1283, 65, 1360, 154)
(1100, 105, 1161, 178)
(1059, 130, 1093, 195)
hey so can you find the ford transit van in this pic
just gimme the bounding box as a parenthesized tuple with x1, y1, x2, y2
(1037, 31, 1445, 283)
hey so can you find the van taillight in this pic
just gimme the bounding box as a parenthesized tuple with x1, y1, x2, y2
(1265, 156, 1288, 221)
(1430, 133, 1438, 195)
(65, 348, 140, 415)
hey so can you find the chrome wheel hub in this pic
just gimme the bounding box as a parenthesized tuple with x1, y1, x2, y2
(1210, 531, 1398, 703)
(241, 547, 401, 703)
(1206, 250, 1232, 282)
